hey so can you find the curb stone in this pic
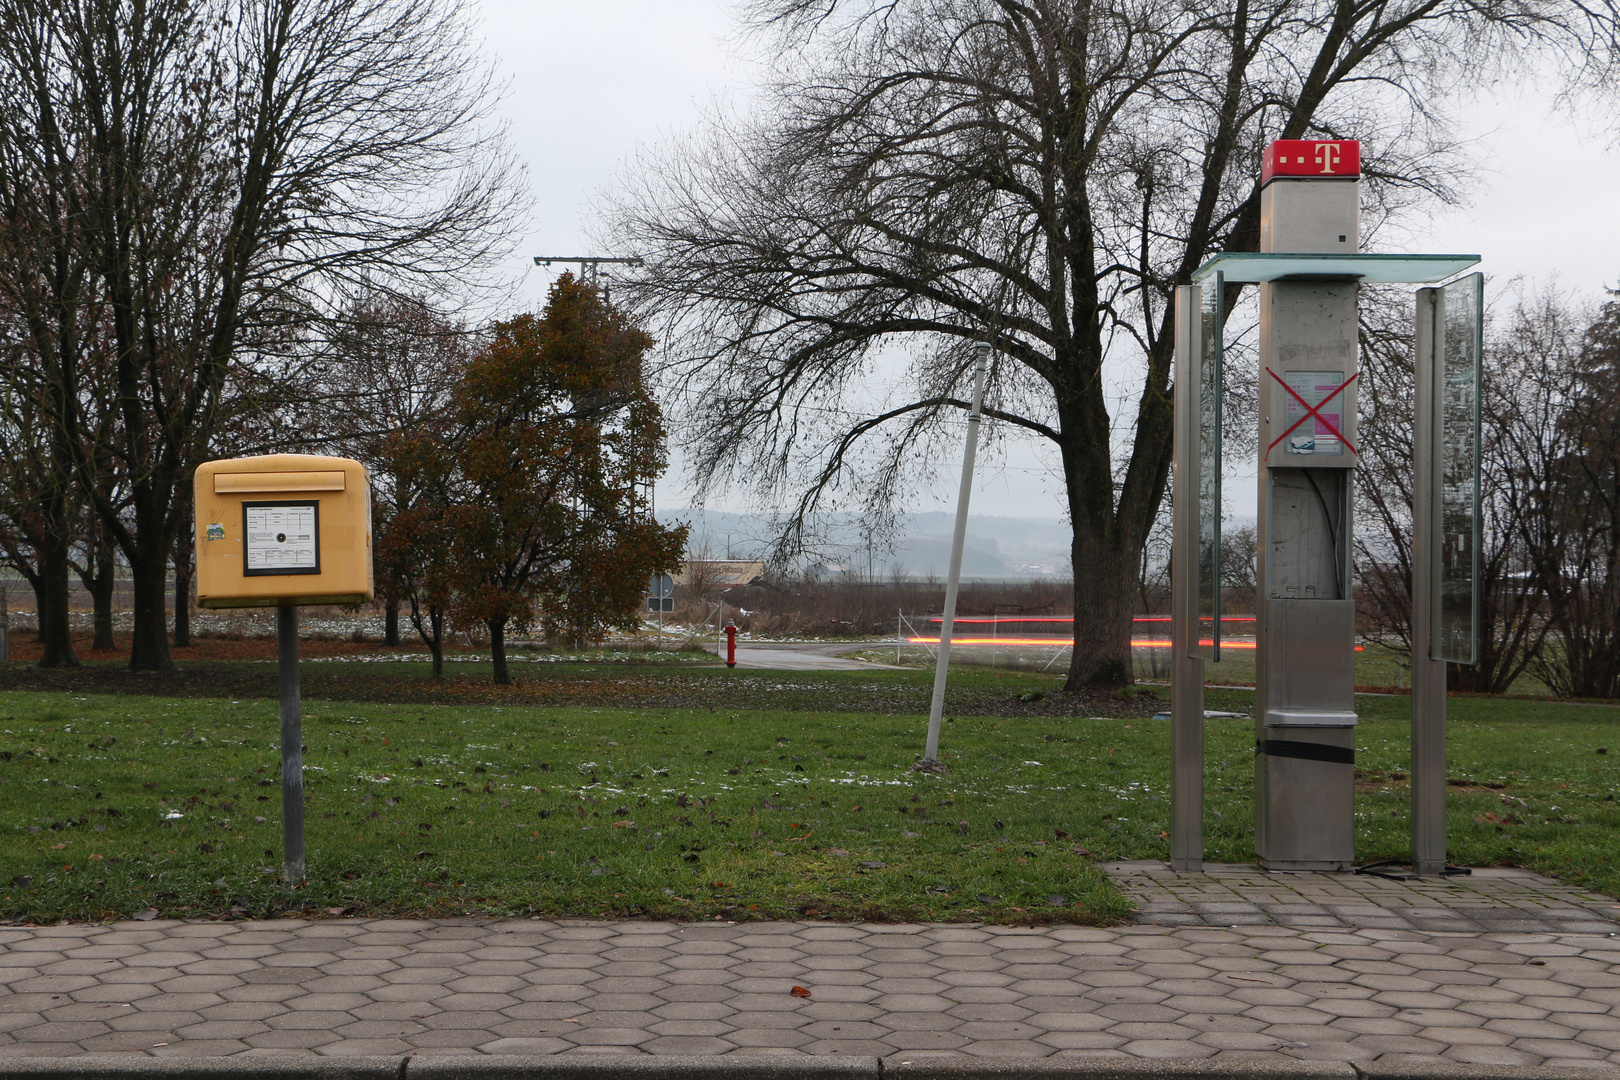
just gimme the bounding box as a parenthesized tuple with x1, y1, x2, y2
(0, 1058, 403, 1080)
(0, 1056, 1613, 1080)
(882, 1060, 1357, 1078)
(409, 1055, 874, 1080)
(1355, 1066, 1620, 1080)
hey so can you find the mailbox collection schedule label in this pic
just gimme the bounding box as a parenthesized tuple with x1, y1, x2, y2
(244, 503, 319, 574)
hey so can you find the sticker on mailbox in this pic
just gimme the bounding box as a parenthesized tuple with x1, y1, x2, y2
(206, 522, 225, 542)
(243, 501, 321, 576)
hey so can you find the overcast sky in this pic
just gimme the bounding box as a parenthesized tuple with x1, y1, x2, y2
(473, 0, 1620, 522)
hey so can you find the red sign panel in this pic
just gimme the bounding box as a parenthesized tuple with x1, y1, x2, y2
(1263, 140, 1361, 182)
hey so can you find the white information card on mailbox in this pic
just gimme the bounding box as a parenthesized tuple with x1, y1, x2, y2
(244, 502, 320, 575)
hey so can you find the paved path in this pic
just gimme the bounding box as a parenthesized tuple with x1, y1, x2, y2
(2, 892, 1620, 1069)
(706, 643, 898, 672)
(1108, 861, 1620, 935)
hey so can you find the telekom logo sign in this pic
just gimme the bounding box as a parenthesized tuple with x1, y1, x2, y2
(1262, 139, 1362, 182)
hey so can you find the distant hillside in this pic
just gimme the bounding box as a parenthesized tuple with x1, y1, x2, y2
(657, 508, 1073, 579)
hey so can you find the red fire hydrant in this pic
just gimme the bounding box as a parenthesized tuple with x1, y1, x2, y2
(724, 621, 738, 668)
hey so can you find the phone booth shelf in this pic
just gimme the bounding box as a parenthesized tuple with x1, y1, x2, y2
(194, 453, 375, 887)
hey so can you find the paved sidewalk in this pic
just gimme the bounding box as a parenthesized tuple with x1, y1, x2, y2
(1106, 861, 1620, 935)
(2, 908, 1619, 1070)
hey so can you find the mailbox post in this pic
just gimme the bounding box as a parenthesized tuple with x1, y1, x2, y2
(195, 454, 374, 886)
(1172, 140, 1481, 872)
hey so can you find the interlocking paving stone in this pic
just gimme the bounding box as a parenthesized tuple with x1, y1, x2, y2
(2, 896, 1620, 1069)
(1107, 859, 1620, 934)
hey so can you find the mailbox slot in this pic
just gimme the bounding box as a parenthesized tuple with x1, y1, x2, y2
(215, 471, 346, 494)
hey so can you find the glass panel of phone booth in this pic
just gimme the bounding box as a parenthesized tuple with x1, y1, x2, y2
(1194, 273, 1223, 661)
(1433, 272, 1483, 664)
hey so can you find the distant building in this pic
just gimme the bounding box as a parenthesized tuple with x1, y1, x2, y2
(680, 560, 766, 588)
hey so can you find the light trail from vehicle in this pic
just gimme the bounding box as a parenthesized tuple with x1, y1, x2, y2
(922, 615, 1259, 624)
(904, 637, 1362, 651)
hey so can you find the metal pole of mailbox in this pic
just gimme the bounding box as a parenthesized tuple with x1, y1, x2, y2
(278, 605, 305, 886)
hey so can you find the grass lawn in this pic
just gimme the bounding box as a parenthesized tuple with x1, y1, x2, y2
(899, 640, 1479, 694)
(0, 652, 1616, 926)
(0, 641, 1150, 717)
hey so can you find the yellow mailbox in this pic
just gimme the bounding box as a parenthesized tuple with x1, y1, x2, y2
(195, 453, 374, 608)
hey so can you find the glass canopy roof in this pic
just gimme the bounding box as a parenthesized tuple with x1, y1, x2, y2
(1191, 252, 1481, 284)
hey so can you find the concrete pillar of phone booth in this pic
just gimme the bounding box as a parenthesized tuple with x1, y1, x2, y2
(1253, 150, 1363, 871)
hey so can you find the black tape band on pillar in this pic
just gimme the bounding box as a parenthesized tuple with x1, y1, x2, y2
(1255, 739, 1355, 765)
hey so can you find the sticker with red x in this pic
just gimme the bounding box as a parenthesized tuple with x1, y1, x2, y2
(1266, 367, 1359, 457)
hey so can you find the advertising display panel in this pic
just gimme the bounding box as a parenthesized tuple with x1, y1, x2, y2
(1434, 273, 1484, 664)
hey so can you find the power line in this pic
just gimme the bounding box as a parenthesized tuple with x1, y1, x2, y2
(532, 256, 644, 286)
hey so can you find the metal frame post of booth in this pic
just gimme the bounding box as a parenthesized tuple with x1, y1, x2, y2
(1171, 285, 1205, 871)
(1412, 286, 1447, 876)
(1411, 274, 1483, 876)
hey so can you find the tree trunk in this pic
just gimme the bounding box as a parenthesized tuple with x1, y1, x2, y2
(127, 551, 173, 671)
(35, 538, 79, 669)
(384, 599, 400, 646)
(428, 608, 444, 678)
(1065, 524, 1137, 690)
(173, 531, 192, 648)
(89, 536, 115, 651)
(104, 469, 182, 671)
(28, 574, 46, 642)
(488, 616, 509, 685)
(409, 595, 446, 677)
(72, 516, 120, 652)
(1059, 408, 1145, 692)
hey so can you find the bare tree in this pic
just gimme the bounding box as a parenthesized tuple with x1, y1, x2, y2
(0, 0, 527, 670)
(608, 0, 1612, 689)
(0, 366, 79, 666)
(314, 290, 468, 645)
(1355, 287, 1566, 695)
(1219, 522, 1258, 617)
(70, 494, 121, 652)
(1136, 502, 1172, 678)
(0, 42, 114, 666)
(1522, 288, 1620, 698)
